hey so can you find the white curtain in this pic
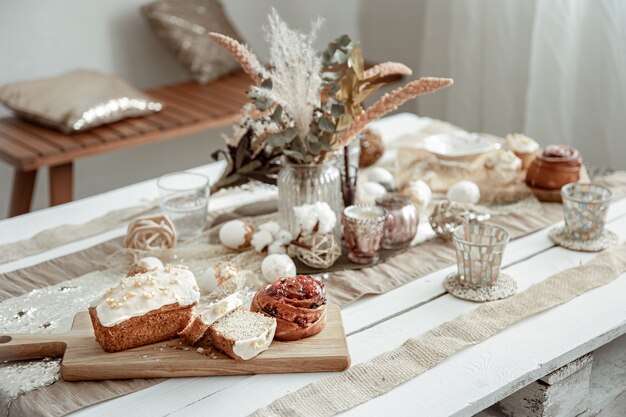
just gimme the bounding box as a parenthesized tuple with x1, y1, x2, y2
(417, 0, 626, 169)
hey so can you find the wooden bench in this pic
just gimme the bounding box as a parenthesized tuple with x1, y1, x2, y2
(0, 70, 251, 217)
(0, 65, 402, 218)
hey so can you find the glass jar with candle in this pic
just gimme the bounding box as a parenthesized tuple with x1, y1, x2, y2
(375, 193, 418, 249)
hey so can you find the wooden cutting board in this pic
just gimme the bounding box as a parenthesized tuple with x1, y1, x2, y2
(0, 304, 350, 381)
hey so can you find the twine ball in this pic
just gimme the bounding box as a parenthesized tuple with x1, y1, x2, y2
(124, 215, 177, 250)
(296, 233, 341, 270)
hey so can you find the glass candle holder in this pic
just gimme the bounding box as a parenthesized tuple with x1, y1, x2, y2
(561, 183, 612, 241)
(157, 172, 209, 239)
(342, 205, 387, 264)
(375, 193, 418, 249)
(452, 223, 510, 288)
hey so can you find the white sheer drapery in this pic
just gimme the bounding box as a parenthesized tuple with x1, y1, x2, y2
(417, 0, 626, 169)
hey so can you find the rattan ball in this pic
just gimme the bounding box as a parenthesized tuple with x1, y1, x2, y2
(296, 233, 341, 270)
(124, 214, 177, 251)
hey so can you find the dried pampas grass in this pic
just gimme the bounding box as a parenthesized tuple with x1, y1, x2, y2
(208, 32, 267, 85)
(340, 77, 453, 144)
(263, 8, 324, 139)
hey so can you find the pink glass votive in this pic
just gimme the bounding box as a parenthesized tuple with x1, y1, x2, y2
(375, 193, 418, 249)
(342, 205, 387, 264)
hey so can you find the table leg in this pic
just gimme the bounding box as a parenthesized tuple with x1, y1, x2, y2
(9, 169, 37, 217)
(49, 162, 73, 206)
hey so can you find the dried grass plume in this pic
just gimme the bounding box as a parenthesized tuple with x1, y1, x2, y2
(208, 32, 267, 85)
(363, 62, 413, 80)
(340, 77, 453, 143)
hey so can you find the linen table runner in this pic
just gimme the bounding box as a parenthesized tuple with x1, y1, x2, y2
(252, 242, 626, 417)
(1, 173, 626, 417)
(1, 172, 625, 417)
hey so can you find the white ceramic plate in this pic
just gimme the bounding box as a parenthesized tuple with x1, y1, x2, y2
(423, 131, 494, 160)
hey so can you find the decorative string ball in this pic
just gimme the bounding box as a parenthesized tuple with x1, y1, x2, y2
(124, 215, 177, 251)
(429, 200, 490, 240)
(296, 233, 341, 270)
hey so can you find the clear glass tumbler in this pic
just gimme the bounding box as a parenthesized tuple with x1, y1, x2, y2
(157, 171, 209, 239)
(452, 223, 510, 288)
(561, 183, 612, 241)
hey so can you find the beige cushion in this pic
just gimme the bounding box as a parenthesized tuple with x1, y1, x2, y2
(142, 0, 243, 84)
(0, 70, 163, 133)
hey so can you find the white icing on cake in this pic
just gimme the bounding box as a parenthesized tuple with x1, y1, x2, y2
(90, 265, 200, 327)
(232, 321, 277, 360)
(200, 292, 243, 326)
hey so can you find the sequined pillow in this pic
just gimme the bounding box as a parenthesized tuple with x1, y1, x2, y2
(142, 0, 243, 84)
(0, 70, 163, 133)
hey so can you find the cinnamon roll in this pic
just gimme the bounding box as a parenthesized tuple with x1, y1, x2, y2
(251, 275, 327, 341)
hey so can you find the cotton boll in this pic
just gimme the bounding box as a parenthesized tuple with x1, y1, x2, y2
(447, 181, 481, 204)
(196, 265, 218, 294)
(313, 202, 337, 234)
(366, 167, 395, 190)
(268, 241, 288, 255)
(258, 221, 281, 236)
(219, 220, 254, 250)
(357, 181, 387, 205)
(251, 230, 274, 252)
(261, 254, 296, 281)
(275, 229, 293, 245)
(293, 205, 319, 235)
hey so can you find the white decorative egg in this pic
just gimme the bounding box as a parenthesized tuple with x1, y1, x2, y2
(135, 256, 164, 271)
(366, 167, 395, 189)
(261, 254, 296, 281)
(219, 220, 254, 250)
(447, 180, 481, 204)
(196, 264, 218, 294)
(402, 180, 432, 208)
(357, 181, 387, 205)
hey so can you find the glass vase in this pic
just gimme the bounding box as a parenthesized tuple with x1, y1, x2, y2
(277, 157, 343, 235)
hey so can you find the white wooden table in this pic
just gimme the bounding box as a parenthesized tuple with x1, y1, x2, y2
(1, 114, 625, 417)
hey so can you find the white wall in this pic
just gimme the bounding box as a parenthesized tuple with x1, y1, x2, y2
(0, 0, 370, 218)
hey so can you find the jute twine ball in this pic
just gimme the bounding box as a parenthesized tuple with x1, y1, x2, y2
(296, 233, 341, 270)
(124, 214, 177, 251)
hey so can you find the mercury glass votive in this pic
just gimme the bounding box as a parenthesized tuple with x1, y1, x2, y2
(375, 193, 418, 249)
(561, 183, 612, 241)
(452, 223, 510, 288)
(342, 205, 387, 264)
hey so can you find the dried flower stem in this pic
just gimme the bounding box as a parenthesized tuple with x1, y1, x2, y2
(340, 77, 453, 144)
(363, 62, 412, 80)
(208, 32, 267, 85)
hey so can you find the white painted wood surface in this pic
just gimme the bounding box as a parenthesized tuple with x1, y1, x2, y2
(498, 354, 593, 417)
(1, 114, 625, 417)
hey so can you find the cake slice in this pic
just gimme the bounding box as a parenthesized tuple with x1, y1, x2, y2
(208, 309, 277, 360)
(178, 292, 243, 345)
(89, 263, 200, 352)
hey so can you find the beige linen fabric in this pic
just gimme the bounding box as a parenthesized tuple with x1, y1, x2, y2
(252, 242, 626, 417)
(0, 203, 157, 266)
(0, 174, 624, 417)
